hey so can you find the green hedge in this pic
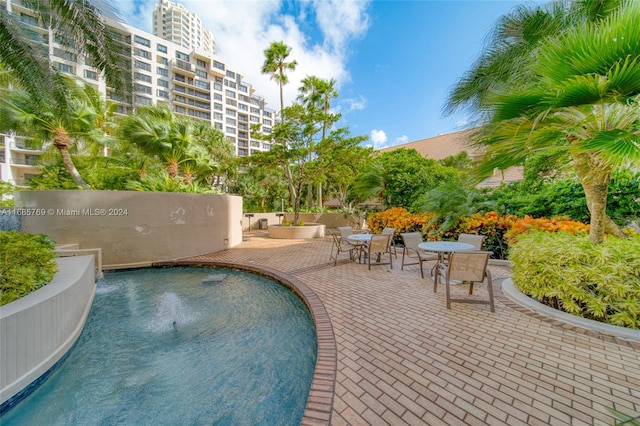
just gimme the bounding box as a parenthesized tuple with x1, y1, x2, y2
(510, 231, 640, 329)
(0, 231, 58, 306)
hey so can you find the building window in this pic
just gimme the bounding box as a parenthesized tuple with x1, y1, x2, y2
(195, 69, 207, 79)
(214, 112, 223, 120)
(194, 80, 209, 90)
(226, 109, 236, 117)
(157, 67, 168, 76)
(213, 83, 222, 91)
(226, 99, 237, 107)
(135, 60, 151, 71)
(136, 48, 151, 59)
(264, 111, 272, 118)
(239, 85, 248, 93)
(176, 51, 189, 61)
(196, 59, 207, 68)
(157, 89, 169, 98)
(213, 61, 225, 70)
(135, 84, 152, 94)
(224, 80, 236, 89)
(226, 126, 236, 134)
(225, 90, 235, 98)
(250, 107, 260, 114)
(134, 35, 150, 47)
(214, 122, 223, 130)
(57, 62, 74, 74)
(157, 44, 167, 53)
(226, 70, 235, 78)
(214, 93, 222, 101)
(263, 119, 272, 126)
(238, 103, 248, 111)
(158, 56, 168, 65)
(135, 72, 152, 83)
(226, 118, 236, 126)
(135, 95, 152, 104)
(84, 70, 98, 80)
(214, 103, 223, 111)
(250, 116, 260, 123)
(157, 79, 169, 88)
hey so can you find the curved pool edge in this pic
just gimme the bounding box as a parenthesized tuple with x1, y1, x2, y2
(155, 260, 336, 426)
(502, 278, 640, 346)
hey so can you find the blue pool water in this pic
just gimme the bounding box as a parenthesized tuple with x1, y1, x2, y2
(1, 267, 317, 425)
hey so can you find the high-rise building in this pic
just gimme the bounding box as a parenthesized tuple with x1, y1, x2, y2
(0, 0, 274, 186)
(152, 0, 216, 55)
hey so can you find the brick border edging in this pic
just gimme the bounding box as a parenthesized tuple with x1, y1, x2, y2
(153, 260, 336, 426)
(495, 278, 640, 350)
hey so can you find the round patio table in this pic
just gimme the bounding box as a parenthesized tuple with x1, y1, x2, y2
(347, 233, 373, 263)
(417, 241, 474, 288)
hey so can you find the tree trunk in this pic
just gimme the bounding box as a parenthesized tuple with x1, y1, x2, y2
(572, 152, 623, 244)
(53, 127, 90, 190)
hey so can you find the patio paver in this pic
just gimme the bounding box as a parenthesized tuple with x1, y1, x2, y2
(184, 231, 640, 426)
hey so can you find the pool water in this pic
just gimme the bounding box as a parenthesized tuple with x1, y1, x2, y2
(1, 267, 317, 425)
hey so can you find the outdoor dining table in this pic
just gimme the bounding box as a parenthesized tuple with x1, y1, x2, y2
(417, 241, 475, 288)
(347, 233, 373, 263)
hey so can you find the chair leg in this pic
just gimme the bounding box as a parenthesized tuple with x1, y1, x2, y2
(445, 274, 452, 309)
(469, 282, 474, 295)
(418, 258, 424, 278)
(486, 270, 495, 312)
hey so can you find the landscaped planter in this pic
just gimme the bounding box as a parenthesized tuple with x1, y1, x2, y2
(268, 223, 326, 239)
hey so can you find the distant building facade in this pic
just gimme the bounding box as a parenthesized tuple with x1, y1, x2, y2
(379, 129, 523, 187)
(0, 0, 274, 186)
(152, 0, 216, 55)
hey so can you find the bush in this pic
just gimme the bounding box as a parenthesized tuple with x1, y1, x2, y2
(445, 212, 517, 259)
(0, 231, 58, 306)
(366, 207, 436, 237)
(505, 215, 590, 244)
(510, 231, 640, 329)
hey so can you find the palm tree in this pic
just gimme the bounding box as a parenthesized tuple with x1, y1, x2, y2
(0, 77, 102, 189)
(261, 41, 297, 124)
(445, 0, 639, 244)
(0, 0, 128, 109)
(117, 104, 226, 186)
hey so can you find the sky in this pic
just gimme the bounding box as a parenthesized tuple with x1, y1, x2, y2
(114, 0, 531, 149)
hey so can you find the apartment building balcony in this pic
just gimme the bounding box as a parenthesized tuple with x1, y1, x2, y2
(11, 140, 44, 153)
(173, 59, 196, 76)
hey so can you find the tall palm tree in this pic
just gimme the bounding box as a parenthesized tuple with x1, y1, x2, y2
(0, 0, 127, 109)
(445, 0, 638, 244)
(0, 78, 102, 189)
(261, 41, 297, 124)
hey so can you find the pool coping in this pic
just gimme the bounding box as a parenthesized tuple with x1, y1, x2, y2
(154, 260, 336, 426)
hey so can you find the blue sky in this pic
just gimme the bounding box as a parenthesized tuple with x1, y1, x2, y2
(117, 0, 529, 148)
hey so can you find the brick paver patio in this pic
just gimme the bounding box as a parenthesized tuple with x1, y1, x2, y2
(184, 231, 640, 426)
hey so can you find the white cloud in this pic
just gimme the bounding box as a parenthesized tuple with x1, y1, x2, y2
(340, 95, 367, 113)
(370, 129, 388, 149)
(167, 0, 371, 113)
(394, 135, 409, 145)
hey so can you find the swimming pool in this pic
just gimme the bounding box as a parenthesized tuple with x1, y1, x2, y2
(1, 267, 317, 425)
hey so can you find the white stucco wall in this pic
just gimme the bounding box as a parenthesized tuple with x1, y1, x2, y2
(16, 191, 243, 269)
(0, 256, 95, 405)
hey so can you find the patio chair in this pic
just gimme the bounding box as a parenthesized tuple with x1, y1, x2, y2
(458, 233, 485, 250)
(399, 232, 438, 278)
(329, 232, 358, 265)
(366, 234, 393, 270)
(443, 250, 495, 312)
(381, 227, 398, 258)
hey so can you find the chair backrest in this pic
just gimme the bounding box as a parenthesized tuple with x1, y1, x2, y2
(368, 234, 390, 254)
(448, 251, 490, 282)
(400, 232, 422, 250)
(382, 227, 396, 236)
(458, 233, 485, 250)
(338, 226, 354, 239)
(331, 231, 342, 246)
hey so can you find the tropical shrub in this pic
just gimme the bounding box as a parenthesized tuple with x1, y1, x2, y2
(510, 231, 640, 329)
(444, 212, 517, 260)
(366, 207, 436, 237)
(505, 216, 590, 244)
(0, 231, 58, 306)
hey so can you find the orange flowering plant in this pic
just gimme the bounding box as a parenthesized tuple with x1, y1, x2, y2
(366, 207, 437, 237)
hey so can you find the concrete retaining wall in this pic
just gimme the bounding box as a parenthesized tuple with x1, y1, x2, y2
(16, 191, 243, 269)
(242, 212, 364, 231)
(0, 256, 96, 406)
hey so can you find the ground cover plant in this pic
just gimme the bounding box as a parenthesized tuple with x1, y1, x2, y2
(510, 231, 640, 329)
(0, 231, 58, 306)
